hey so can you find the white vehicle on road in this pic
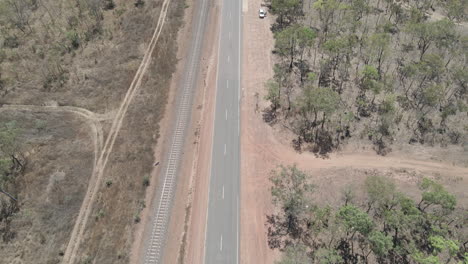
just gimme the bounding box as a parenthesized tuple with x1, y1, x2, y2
(259, 8, 267, 18)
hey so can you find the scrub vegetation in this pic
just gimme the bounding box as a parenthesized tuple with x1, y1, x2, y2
(264, 0, 468, 156)
(268, 165, 468, 264)
(0, 0, 184, 263)
(263, 0, 468, 263)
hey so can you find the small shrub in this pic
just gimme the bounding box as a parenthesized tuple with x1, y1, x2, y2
(105, 180, 113, 187)
(4, 36, 19, 49)
(0, 49, 6, 63)
(66, 30, 80, 50)
(103, 0, 115, 10)
(115, 7, 126, 17)
(134, 215, 141, 223)
(81, 256, 93, 264)
(135, 0, 145, 7)
(94, 209, 105, 221)
(143, 176, 150, 187)
(35, 119, 47, 131)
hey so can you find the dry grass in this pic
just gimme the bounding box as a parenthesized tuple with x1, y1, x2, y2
(0, 0, 186, 263)
(0, 111, 94, 264)
(307, 167, 468, 209)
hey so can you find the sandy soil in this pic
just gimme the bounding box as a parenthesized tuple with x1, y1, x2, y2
(240, 0, 279, 262)
(239, 1, 468, 264)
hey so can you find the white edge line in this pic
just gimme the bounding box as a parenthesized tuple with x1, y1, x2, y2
(237, 196, 239, 264)
(237, 0, 241, 262)
(237, 0, 241, 139)
(202, 0, 225, 261)
(220, 235, 223, 251)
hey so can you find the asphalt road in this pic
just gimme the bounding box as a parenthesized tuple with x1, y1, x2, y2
(204, 0, 241, 262)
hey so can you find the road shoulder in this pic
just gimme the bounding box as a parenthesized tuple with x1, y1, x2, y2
(161, 0, 221, 263)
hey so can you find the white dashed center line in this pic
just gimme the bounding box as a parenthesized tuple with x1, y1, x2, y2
(220, 236, 223, 251)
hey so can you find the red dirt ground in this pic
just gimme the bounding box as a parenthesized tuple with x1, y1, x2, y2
(239, 1, 468, 264)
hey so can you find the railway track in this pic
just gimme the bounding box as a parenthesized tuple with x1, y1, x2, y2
(143, 0, 210, 262)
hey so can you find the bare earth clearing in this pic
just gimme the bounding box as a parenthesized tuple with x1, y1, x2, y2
(240, 0, 468, 263)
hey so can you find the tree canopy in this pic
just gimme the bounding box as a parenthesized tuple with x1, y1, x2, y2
(268, 166, 468, 264)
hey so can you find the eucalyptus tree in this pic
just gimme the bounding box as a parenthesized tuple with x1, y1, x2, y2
(406, 19, 457, 60)
(271, 0, 303, 29)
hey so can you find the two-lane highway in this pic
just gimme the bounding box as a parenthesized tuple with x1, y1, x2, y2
(204, 0, 241, 262)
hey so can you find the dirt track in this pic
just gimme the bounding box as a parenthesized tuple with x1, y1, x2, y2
(239, 1, 468, 264)
(0, 104, 112, 166)
(61, 0, 174, 262)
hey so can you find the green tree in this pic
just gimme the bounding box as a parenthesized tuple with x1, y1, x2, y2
(275, 25, 317, 70)
(314, 248, 344, 263)
(444, 0, 468, 22)
(268, 165, 315, 246)
(0, 121, 22, 177)
(3, 0, 33, 33)
(298, 86, 340, 143)
(313, 0, 346, 34)
(360, 65, 380, 93)
(276, 243, 310, 264)
(347, 0, 371, 23)
(406, 19, 458, 60)
(272, 63, 293, 111)
(270, 165, 314, 224)
(0, 121, 21, 201)
(368, 231, 393, 257)
(364, 175, 397, 213)
(301, 87, 340, 118)
(418, 178, 456, 212)
(337, 205, 374, 236)
(368, 33, 391, 76)
(265, 79, 281, 111)
(270, 0, 302, 28)
(420, 84, 444, 108)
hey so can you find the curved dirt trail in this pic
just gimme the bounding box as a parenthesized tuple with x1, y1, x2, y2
(0, 104, 110, 167)
(61, 0, 174, 263)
